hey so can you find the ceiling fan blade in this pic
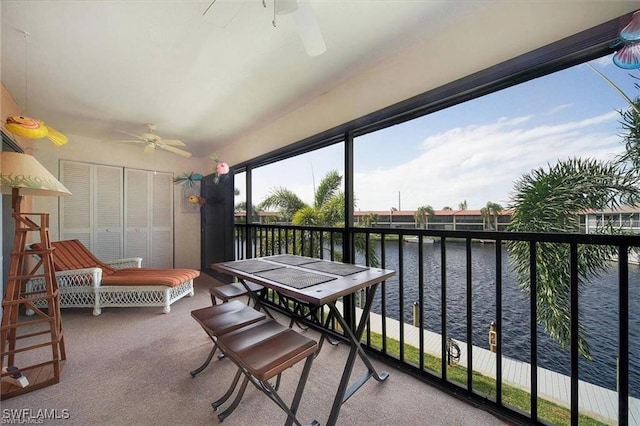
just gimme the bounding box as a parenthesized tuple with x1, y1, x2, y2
(160, 138, 186, 147)
(292, 1, 326, 56)
(115, 130, 146, 141)
(113, 140, 146, 144)
(159, 144, 192, 157)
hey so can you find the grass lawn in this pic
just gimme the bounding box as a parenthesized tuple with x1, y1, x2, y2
(366, 333, 609, 426)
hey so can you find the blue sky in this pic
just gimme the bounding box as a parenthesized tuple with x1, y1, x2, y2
(238, 54, 639, 212)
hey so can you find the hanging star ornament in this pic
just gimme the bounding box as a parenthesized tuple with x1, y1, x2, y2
(173, 172, 204, 187)
(4, 115, 68, 145)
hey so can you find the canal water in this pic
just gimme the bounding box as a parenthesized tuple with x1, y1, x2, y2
(358, 240, 640, 398)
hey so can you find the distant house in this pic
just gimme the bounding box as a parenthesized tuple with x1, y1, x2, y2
(236, 206, 640, 234)
(582, 206, 640, 234)
(353, 209, 513, 231)
(234, 210, 282, 224)
(233, 209, 515, 231)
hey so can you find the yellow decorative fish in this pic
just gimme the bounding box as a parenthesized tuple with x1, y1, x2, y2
(5, 115, 48, 138)
(44, 125, 68, 146)
(188, 195, 206, 206)
(5, 115, 68, 145)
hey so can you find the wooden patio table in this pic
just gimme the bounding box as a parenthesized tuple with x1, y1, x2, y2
(212, 254, 395, 426)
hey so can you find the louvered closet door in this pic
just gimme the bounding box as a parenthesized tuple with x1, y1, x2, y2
(60, 161, 123, 258)
(94, 165, 124, 260)
(124, 169, 174, 268)
(124, 169, 150, 266)
(60, 161, 92, 247)
(151, 172, 173, 268)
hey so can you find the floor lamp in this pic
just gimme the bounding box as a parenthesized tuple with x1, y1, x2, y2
(0, 151, 71, 400)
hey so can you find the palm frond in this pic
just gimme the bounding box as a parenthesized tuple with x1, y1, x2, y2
(258, 187, 308, 221)
(314, 170, 342, 209)
(507, 157, 640, 359)
(616, 97, 640, 172)
(586, 63, 639, 114)
(320, 191, 346, 225)
(292, 206, 321, 226)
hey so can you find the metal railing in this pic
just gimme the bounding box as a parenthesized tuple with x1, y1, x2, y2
(233, 223, 637, 425)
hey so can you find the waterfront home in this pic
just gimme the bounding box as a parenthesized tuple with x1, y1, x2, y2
(243, 207, 640, 234)
(584, 206, 640, 234)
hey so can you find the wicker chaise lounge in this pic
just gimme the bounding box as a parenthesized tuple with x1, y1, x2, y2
(27, 239, 198, 315)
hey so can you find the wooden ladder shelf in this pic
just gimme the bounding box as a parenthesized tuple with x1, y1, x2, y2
(1, 212, 66, 400)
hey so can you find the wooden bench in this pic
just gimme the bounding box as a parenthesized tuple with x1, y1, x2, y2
(209, 281, 264, 305)
(211, 281, 313, 331)
(213, 318, 319, 425)
(189, 300, 267, 377)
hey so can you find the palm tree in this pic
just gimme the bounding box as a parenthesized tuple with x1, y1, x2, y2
(414, 205, 434, 229)
(480, 201, 503, 230)
(360, 213, 379, 227)
(235, 200, 266, 225)
(258, 170, 378, 265)
(615, 96, 640, 172)
(458, 200, 468, 210)
(507, 158, 640, 359)
(506, 78, 640, 359)
(258, 188, 306, 222)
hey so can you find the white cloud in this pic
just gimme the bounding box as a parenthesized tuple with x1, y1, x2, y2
(246, 105, 627, 214)
(547, 104, 573, 115)
(354, 111, 624, 211)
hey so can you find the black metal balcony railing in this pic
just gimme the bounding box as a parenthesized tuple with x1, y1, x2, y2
(233, 223, 638, 425)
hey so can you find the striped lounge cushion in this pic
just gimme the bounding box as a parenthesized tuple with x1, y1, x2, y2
(101, 268, 200, 287)
(33, 239, 116, 274)
(37, 239, 200, 287)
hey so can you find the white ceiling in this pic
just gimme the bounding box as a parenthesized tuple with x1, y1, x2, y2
(1, 1, 638, 160)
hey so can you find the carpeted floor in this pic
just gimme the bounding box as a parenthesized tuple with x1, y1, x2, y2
(1, 274, 505, 425)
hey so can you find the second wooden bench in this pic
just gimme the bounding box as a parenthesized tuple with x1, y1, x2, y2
(213, 317, 319, 426)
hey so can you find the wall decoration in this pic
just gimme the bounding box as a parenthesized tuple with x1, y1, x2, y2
(210, 153, 229, 184)
(181, 182, 202, 213)
(175, 172, 205, 212)
(174, 172, 203, 187)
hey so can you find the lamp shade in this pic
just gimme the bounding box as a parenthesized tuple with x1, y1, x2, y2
(0, 151, 71, 197)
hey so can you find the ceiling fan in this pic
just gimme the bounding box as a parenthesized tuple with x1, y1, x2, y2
(114, 123, 192, 157)
(203, 0, 326, 56)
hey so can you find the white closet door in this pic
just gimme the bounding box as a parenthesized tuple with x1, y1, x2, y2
(151, 172, 173, 268)
(60, 161, 92, 247)
(94, 165, 124, 260)
(61, 163, 173, 267)
(124, 169, 150, 266)
(60, 161, 123, 258)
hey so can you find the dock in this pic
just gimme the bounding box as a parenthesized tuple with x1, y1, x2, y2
(359, 307, 640, 425)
